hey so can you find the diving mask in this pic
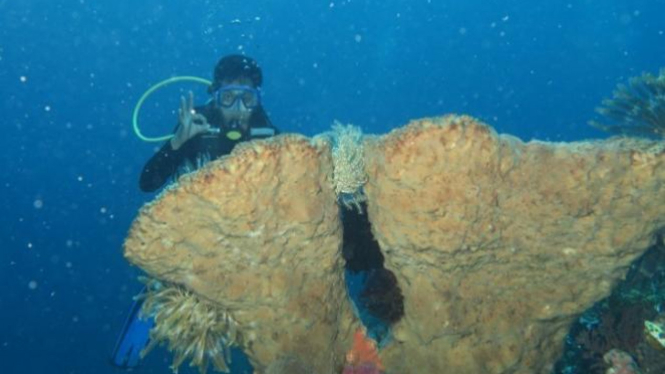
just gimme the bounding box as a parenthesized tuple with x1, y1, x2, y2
(215, 84, 261, 109)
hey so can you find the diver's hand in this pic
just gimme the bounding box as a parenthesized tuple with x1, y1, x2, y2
(170, 91, 211, 151)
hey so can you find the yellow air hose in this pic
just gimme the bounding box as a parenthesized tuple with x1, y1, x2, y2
(132, 76, 212, 142)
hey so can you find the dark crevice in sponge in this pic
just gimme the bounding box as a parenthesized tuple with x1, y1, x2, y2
(342, 201, 405, 341)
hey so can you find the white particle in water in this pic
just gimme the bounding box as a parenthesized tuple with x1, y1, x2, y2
(28, 280, 38, 290)
(19, 76, 27, 82)
(33, 199, 43, 209)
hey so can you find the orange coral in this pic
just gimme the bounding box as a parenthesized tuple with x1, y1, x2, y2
(345, 328, 384, 371)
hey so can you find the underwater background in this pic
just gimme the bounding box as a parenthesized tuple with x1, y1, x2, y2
(1, 0, 664, 373)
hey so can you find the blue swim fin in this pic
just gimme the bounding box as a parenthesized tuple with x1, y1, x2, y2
(111, 287, 154, 369)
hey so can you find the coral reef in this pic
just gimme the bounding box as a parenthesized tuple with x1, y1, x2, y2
(124, 115, 665, 373)
(591, 68, 665, 137)
(555, 237, 665, 374)
(573, 302, 653, 372)
(644, 319, 665, 350)
(603, 349, 642, 374)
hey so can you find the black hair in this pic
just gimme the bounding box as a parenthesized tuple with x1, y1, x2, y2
(209, 54, 262, 93)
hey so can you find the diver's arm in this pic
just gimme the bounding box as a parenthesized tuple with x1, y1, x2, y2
(139, 141, 187, 192)
(139, 94, 211, 192)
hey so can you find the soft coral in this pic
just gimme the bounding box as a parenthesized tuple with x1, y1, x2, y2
(343, 328, 384, 374)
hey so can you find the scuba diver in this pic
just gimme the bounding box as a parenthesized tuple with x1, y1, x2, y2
(139, 54, 279, 193)
(112, 54, 279, 369)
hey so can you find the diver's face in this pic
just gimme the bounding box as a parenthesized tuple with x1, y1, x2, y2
(218, 77, 256, 130)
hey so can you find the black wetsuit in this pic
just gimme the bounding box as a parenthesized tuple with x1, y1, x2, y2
(139, 103, 279, 192)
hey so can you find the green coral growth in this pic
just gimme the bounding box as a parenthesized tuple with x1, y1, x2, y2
(644, 320, 665, 350)
(591, 67, 665, 138)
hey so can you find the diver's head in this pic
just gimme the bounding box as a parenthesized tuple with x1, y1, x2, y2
(211, 54, 262, 90)
(209, 55, 263, 131)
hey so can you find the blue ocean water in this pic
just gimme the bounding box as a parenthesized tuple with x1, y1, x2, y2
(1, 1, 664, 373)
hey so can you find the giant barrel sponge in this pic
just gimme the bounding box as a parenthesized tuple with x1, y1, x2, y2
(124, 115, 665, 374)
